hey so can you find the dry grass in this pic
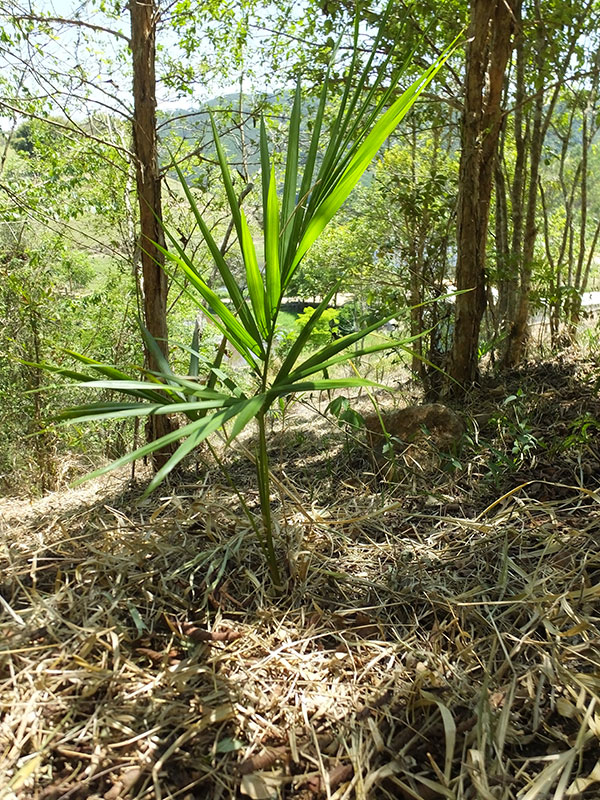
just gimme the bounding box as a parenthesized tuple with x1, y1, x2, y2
(1, 355, 600, 800)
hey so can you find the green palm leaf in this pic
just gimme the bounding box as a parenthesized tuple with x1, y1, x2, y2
(156, 241, 263, 365)
(286, 54, 454, 283)
(269, 377, 382, 397)
(143, 399, 252, 495)
(188, 321, 201, 378)
(57, 402, 163, 424)
(264, 165, 281, 320)
(280, 82, 302, 257)
(226, 394, 266, 443)
(72, 417, 207, 485)
(240, 209, 268, 337)
(40, 3, 456, 585)
(286, 317, 425, 381)
(285, 332, 431, 383)
(167, 160, 263, 350)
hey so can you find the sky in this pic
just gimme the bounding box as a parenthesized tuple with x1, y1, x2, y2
(0, 0, 276, 128)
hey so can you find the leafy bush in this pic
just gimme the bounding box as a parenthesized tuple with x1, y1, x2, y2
(0, 236, 139, 492)
(279, 306, 340, 356)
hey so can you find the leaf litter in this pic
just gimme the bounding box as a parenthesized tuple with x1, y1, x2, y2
(1, 353, 600, 799)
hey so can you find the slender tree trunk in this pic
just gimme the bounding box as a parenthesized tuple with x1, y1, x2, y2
(499, 9, 525, 328)
(129, 0, 174, 463)
(493, 143, 509, 342)
(502, 0, 593, 365)
(503, 28, 544, 367)
(569, 57, 600, 331)
(409, 237, 425, 378)
(579, 53, 600, 305)
(408, 122, 424, 378)
(551, 112, 577, 343)
(567, 109, 588, 333)
(446, 0, 516, 390)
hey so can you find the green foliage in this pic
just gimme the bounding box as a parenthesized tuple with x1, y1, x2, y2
(12, 121, 34, 154)
(559, 413, 600, 451)
(369, 139, 457, 287)
(579, 321, 600, 355)
(0, 244, 56, 489)
(284, 306, 340, 350)
(326, 395, 365, 459)
(326, 395, 365, 430)
(491, 391, 544, 470)
(0, 228, 140, 492)
(38, 16, 455, 582)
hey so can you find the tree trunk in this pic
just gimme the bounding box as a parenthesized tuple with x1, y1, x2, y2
(129, 0, 174, 463)
(408, 122, 425, 379)
(568, 55, 600, 332)
(502, 0, 593, 366)
(498, 8, 525, 329)
(446, 0, 516, 390)
(502, 24, 544, 367)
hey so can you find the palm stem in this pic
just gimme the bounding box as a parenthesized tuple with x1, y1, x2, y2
(256, 410, 281, 587)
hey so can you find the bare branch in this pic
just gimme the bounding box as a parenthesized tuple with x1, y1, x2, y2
(0, 99, 135, 159)
(0, 181, 130, 262)
(9, 12, 130, 45)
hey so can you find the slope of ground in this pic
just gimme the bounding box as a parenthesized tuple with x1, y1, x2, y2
(1, 353, 600, 800)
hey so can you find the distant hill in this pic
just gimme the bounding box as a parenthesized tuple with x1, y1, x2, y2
(157, 90, 312, 177)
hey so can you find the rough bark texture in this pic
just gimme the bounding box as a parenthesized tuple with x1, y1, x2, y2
(446, 0, 516, 391)
(129, 0, 174, 462)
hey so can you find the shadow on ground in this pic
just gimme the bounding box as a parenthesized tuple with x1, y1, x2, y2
(1, 353, 600, 799)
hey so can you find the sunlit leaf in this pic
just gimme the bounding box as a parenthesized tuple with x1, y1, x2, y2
(240, 209, 268, 337)
(264, 166, 281, 320)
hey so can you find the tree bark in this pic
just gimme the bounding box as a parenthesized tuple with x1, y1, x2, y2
(129, 0, 174, 463)
(502, 18, 544, 367)
(502, 0, 595, 366)
(446, 0, 516, 391)
(498, 8, 525, 329)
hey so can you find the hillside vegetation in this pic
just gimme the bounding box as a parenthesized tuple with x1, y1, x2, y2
(2, 0, 600, 797)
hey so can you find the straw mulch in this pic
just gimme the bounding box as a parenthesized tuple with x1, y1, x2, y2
(1, 354, 600, 800)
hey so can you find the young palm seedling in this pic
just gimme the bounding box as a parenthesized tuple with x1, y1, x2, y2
(37, 18, 455, 585)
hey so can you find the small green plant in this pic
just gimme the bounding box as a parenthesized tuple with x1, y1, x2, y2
(477, 331, 507, 362)
(326, 394, 366, 458)
(35, 16, 456, 585)
(492, 391, 544, 468)
(579, 323, 600, 356)
(326, 396, 365, 431)
(560, 413, 600, 450)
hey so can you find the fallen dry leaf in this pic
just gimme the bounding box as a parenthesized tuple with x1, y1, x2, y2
(305, 763, 353, 795)
(240, 770, 286, 799)
(181, 622, 243, 643)
(239, 746, 289, 775)
(135, 646, 182, 665)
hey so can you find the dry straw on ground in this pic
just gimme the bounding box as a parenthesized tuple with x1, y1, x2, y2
(1, 355, 600, 800)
